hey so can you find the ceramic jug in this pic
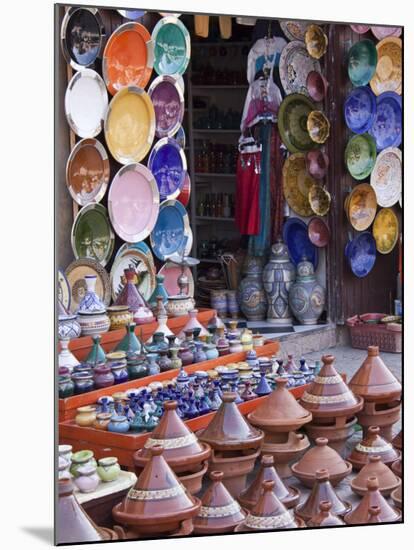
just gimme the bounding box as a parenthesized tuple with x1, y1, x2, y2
(289, 258, 325, 325)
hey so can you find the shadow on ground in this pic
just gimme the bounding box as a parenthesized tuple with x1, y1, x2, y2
(20, 527, 54, 544)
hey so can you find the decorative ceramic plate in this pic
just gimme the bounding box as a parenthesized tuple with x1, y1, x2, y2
(283, 217, 318, 269)
(308, 184, 331, 216)
(104, 86, 155, 164)
(65, 258, 111, 313)
(350, 25, 370, 34)
(184, 225, 193, 255)
(304, 24, 328, 59)
(148, 137, 187, 200)
(345, 133, 377, 180)
(66, 138, 110, 206)
(278, 94, 317, 153)
(150, 200, 190, 261)
(347, 183, 378, 231)
(108, 163, 160, 242)
(370, 37, 402, 95)
(71, 203, 115, 267)
(117, 10, 145, 20)
(58, 269, 71, 312)
(175, 125, 186, 148)
(152, 16, 191, 76)
(283, 153, 317, 216)
(103, 22, 153, 95)
(371, 26, 402, 40)
(158, 261, 195, 297)
(373, 207, 399, 254)
(369, 92, 402, 150)
(279, 41, 321, 96)
(344, 86, 377, 134)
(280, 20, 311, 41)
(148, 75, 185, 138)
(65, 69, 108, 138)
(345, 232, 376, 278)
(347, 39, 378, 86)
(308, 217, 330, 247)
(307, 110, 330, 144)
(306, 70, 328, 102)
(115, 241, 154, 267)
(370, 147, 402, 207)
(110, 245, 156, 301)
(60, 7, 105, 71)
(177, 172, 191, 207)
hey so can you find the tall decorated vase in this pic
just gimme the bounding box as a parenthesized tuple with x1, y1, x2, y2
(263, 239, 296, 325)
(289, 258, 325, 325)
(237, 256, 267, 321)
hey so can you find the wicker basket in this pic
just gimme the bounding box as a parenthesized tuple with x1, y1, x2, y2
(346, 315, 402, 353)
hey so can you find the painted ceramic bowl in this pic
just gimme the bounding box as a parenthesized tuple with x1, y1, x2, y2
(350, 25, 370, 34)
(282, 153, 316, 217)
(370, 147, 402, 207)
(308, 217, 330, 247)
(346, 183, 378, 231)
(307, 110, 330, 144)
(370, 37, 402, 96)
(306, 71, 329, 102)
(308, 184, 331, 216)
(344, 86, 377, 134)
(345, 232, 377, 278)
(279, 41, 321, 96)
(278, 93, 317, 153)
(305, 24, 328, 59)
(306, 150, 329, 179)
(369, 92, 402, 151)
(372, 208, 399, 254)
(283, 217, 318, 270)
(345, 133, 377, 180)
(371, 26, 402, 40)
(348, 39, 378, 86)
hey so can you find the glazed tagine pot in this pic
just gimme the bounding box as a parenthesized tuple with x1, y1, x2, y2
(112, 446, 201, 538)
(248, 377, 312, 478)
(307, 500, 345, 527)
(291, 437, 352, 488)
(349, 346, 402, 440)
(348, 426, 400, 470)
(193, 471, 246, 534)
(234, 480, 304, 532)
(299, 354, 364, 454)
(133, 401, 211, 495)
(239, 454, 300, 510)
(197, 392, 264, 497)
(344, 476, 401, 525)
(295, 468, 351, 522)
(350, 455, 401, 497)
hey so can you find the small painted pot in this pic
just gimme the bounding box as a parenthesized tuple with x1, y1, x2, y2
(108, 414, 130, 433)
(93, 412, 112, 430)
(252, 334, 264, 348)
(59, 368, 75, 398)
(93, 364, 115, 389)
(73, 464, 100, 493)
(71, 372, 95, 394)
(127, 358, 149, 379)
(229, 339, 243, 354)
(179, 345, 194, 366)
(226, 290, 240, 319)
(107, 351, 129, 384)
(97, 456, 121, 482)
(77, 311, 110, 337)
(210, 289, 227, 317)
(203, 343, 219, 360)
(70, 450, 97, 478)
(107, 305, 133, 331)
(58, 314, 81, 340)
(75, 406, 97, 427)
(240, 329, 253, 351)
(58, 445, 73, 470)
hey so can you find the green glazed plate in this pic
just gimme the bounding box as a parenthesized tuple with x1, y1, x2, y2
(348, 39, 378, 86)
(278, 93, 318, 153)
(345, 133, 377, 180)
(71, 203, 115, 267)
(152, 16, 191, 76)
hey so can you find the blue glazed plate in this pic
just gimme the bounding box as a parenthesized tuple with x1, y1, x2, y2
(345, 232, 377, 278)
(150, 200, 190, 261)
(148, 137, 187, 200)
(117, 10, 145, 20)
(344, 86, 377, 134)
(282, 217, 318, 270)
(369, 92, 402, 151)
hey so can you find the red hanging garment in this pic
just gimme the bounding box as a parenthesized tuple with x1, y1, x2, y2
(235, 150, 261, 235)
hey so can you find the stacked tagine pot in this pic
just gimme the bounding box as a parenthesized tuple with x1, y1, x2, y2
(114, 268, 154, 325)
(299, 354, 364, 454)
(307, 501, 345, 527)
(349, 345, 402, 440)
(197, 392, 264, 497)
(112, 446, 201, 538)
(348, 426, 400, 470)
(76, 275, 110, 337)
(133, 401, 211, 495)
(248, 377, 312, 478)
(350, 455, 401, 497)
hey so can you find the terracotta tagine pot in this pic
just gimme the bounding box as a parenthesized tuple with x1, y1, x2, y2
(291, 437, 352, 488)
(299, 355, 364, 454)
(239, 454, 300, 510)
(112, 446, 201, 538)
(349, 346, 402, 440)
(391, 485, 402, 509)
(234, 480, 304, 532)
(344, 476, 401, 525)
(392, 430, 402, 450)
(193, 471, 246, 534)
(348, 426, 400, 470)
(391, 458, 402, 478)
(351, 455, 401, 497)
(197, 392, 264, 497)
(296, 468, 351, 522)
(307, 500, 345, 527)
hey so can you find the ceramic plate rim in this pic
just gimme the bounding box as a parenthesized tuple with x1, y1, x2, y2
(373, 207, 399, 254)
(148, 137, 187, 200)
(370, 147, 402, 207)
(278, 93, 317, 153)
(345, 133, 377, 180)
(148, 75, 185, 138)
(151, 15, 191, 76)
(150, 199, 190, 261)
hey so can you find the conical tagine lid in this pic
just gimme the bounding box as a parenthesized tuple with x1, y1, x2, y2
(308, 500, 345, 527)
(392, 430, 402, 450)
(114, 268, 148, 312)
(198, 392, 263, 451)
(291, 437, 352, 481)
(349, 346, 401, 401)
(351, 455, 401, 496)
(299, 355, 363, 416)
(344, 476, 401, 524)
(348, 426, 400, 469)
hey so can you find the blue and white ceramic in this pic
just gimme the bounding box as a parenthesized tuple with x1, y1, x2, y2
(148, 137, 187, 200)
(369, 92, 402, 151)
(345, 232, 377, 278)
(344, 86, 377, 134)
(174, 125, 186, 148)
(117, 9, 145, 20)
(77, 275, 106, 313)
(283, 217, 319, 270)
(150, 199, 190, 261)
(58, 314, 81, 340)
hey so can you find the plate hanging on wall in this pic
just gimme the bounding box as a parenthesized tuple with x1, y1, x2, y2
(282, 217, 318, 270)
(71, 203, 114, 267)
(115, 241, 155, 270)
(175, 125, 186, 148)
(343, 86, 377, 134)
(373, 207, 399, 254)
(58, 269, 71, 312)
(151, 16, 191, 76)
(345, 232, 377, 278)
(117, 10, 145, 20)
(279, 41, 321, 96)
(65, 258, 111, 313)
(280, 20, 311, 41)
(346, 183, 378, 231)
(150, 200, 190, 261)
(282, 152, 316, 217)
(345, 133, 377, 180)
(148, 75, 185, 138)
(350, 25, 370, 34)
(370, 26, 402, 40)
(369, 92, 402, 151)
(110, 245, 156, 302)
(370, 147, 402, 208)
(177, 172, 191, 207)
(148, 137, 187, 200)
(347, 39, 378, 86)
(308, 217, 330, 248)
(158, 261, 194, 297)
(278, 93, 317, 153)
(370, 37, 402, 96)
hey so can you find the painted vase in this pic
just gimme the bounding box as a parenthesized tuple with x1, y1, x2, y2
(148, 274, 169, 310)
(97, 457, 121, 482)
(158, 349, 172, 372)
(73, 464, 100, 493)
(75, 406, 97, 427)
(203, 343, 219, 360)
(107, 351, 129, 384)
(115, 323, 141, 354)
(178, 345, 194, 366)
(226, 290, 240, 318)
(58, 339, 80, 372)
(77, 275, 106, 314)
(240, 328, 253, 351)
(127, 357, 148, 379)
(194, 341, 207, 363)
(93, 412, 112, 430)
(229, 339, 243, 353)
(93, 364, 115, 389)
(85, 335, 106, 366)
(146, 353, 160, 375)
(77, 311, 110, 337)
(72, 372, 94, 394)
(238, 256, 267, 321)
(146, 316, 174, 344)
(59, 367, 75, 398)
(107, 305, 133, 331)
(108, 414, 130, 433)
(289, 259, 326, 325)
(58, 314, 81, 340)
(263, 239, 296, 325)
(210, 289, 228, 317)
(70, 450, 97, 478)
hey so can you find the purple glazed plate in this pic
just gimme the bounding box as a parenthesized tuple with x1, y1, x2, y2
(148, 75, 185, 138)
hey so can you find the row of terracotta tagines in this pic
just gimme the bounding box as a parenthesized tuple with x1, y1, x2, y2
(57, 345, 402, 542)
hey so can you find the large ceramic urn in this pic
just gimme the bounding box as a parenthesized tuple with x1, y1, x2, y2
(262, 239, 296, 325)
(133, 401, 211, 495)
(349, 346, 402, 440)
(237, 256, 267, 321)
(299, 354, 364, 454)
(197, 392, 264, 497)
(288, 258, 325, 325)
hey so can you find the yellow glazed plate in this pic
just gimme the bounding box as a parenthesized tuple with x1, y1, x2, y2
(370, 37, 402, 96)
(307, 110, 330, 144)
(283, 153, 317, 217)
(308, 184, 331, 216)
(104, 86, 155, 164)
(347, 183, 378, 231)
(305, 24, 328, 59)
(373, 207, 399, 254)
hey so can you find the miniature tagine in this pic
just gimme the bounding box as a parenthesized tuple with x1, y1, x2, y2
(198, 392, 264, 497)
(307, 500, 345, 527)
(299, 354, 364, 454)
(114, 268, 154, 324)
(177, 309, 209, 340)
(112, 446, 201, 538)
(133, 401, 211, 495)
(350, 455, 401, 497)
(349, 346, 402, 440)
(193, 471, 246, 534)
(348, 426, 400, 470)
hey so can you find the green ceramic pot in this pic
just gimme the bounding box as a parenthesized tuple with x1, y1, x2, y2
(97, 456, 121, 482)
(348, 39, 378, 86)
(345, 133, 377, 180)
(70, 450, 97, 478)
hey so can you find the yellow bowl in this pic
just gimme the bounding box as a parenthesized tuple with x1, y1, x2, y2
(305, 24, 328, 59)
(347, 183, 378, 231)
(307, 110, 330, 144)
(308, 184, 331, 216)
(373, 207, 399, 254)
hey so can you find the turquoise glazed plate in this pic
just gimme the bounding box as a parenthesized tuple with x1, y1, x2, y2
(348, 39, 378, 86)
(152, 16, 191, 76)
(278, 93, 317, 153)
(345, 133, 377, 180)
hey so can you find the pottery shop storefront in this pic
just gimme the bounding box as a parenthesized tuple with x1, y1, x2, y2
(55, 6, 403, 545)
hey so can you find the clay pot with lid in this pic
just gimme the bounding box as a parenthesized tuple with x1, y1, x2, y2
(351, 455, 401, 496)
(112, 446, 201, 538)
(239, 454, 300, 510)
(391, 458, 402, 478)
(263, 431, 311, 479)
(391, 485, 402, 508)
(392, 429, 402, 450)
(348, 426, 400, 470)
(344, 476, 401, 525)
(291, 437, 352, 488)
(307, 500, 345, 527)
(193, 471, 246, 534)
(296, 468, 351, 521)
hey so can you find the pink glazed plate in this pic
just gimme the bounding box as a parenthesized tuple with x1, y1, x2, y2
(371, 26, 402, 40)
(158, 261, 195, 297)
